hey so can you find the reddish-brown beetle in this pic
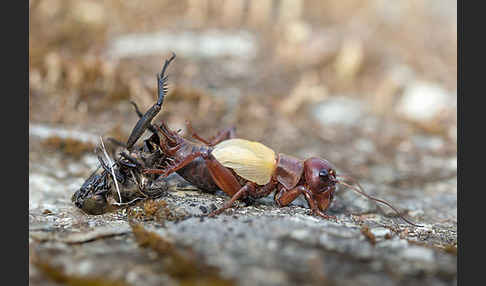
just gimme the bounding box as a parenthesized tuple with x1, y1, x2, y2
(126, 53, 420, 226)
(143, 122, 420, 226)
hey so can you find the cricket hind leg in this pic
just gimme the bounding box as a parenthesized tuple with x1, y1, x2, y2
(125, 53, 176, 150)
(130, 101, 158, 134)
(103, 101, 157, 151)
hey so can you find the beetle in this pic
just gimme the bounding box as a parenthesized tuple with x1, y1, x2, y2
(135, 54, 421, 226)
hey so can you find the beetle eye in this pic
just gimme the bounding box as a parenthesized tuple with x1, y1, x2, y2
(319, 169, 329, 178)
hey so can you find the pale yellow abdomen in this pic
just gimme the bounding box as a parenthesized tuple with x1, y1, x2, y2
(212, 139, 277, 185)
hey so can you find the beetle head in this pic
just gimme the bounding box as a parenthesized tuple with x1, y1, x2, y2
(303, 157, 337, 211)
(301, 158, 422, 226)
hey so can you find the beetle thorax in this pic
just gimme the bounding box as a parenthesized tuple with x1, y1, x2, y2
(274, 153, 304, 190)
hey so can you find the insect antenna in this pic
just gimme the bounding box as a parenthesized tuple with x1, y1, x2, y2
(336, 174, 422, 227)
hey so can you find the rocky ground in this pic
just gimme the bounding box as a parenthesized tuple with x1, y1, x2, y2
(29, 1, 457, 285)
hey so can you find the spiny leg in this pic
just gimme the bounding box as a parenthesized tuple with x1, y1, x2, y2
(130, 101, 157, 134)
(126, 53, 176, 150)
(105, 100, 157, 149)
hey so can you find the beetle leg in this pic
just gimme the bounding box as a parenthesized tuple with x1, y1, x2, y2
(126, 53, 176, 149)
(185, 120, 212, 145)
(156, 123, 179, 147)
(185, 121, 236, 146)
(145, 148, 249, 214)
(143, 150, 208, 177)
(208, 126, 236, 145)
(275, 185, 337, 221)
(302, 191, 336, 220)
(203, 153, 243, 196)
(275, 185, 306, 207)
(248, 179, 277, 199)
(208, 182, 256, 216)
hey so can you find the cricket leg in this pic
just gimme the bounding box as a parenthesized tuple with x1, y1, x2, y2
(126, 53, 176, 149)
(130, 101, 157, 134)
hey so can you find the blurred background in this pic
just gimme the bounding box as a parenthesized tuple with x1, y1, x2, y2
(29, 0, 457, 192)
(29, 1, 457, 285)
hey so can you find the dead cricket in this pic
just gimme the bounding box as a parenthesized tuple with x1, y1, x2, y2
(74, 53, 421, 227)
(72, 55, 178, 215)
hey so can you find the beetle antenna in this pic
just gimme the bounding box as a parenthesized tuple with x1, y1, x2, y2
(337, 174, 422, 227)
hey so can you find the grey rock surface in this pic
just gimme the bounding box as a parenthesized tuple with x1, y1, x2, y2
(29, 130, 456, 286)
